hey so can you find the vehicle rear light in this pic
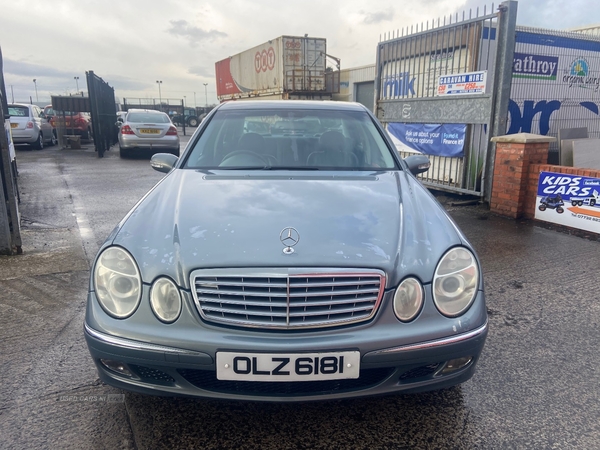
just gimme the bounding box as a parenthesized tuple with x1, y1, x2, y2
(26, 121, 34, 129)
(121, 125, 135, 135)
(75, 118, 86, 126)
(166, 126, 178, 136)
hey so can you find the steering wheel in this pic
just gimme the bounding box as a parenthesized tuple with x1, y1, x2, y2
(220, 150, 268, 166)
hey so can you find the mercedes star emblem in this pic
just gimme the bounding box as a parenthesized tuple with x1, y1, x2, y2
(280, 227, 300, 254)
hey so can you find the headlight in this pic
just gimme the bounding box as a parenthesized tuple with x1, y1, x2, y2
(150, 277, 182, 323)
(393, 277, 424, 322)
(433, 247, 479, 317)
(94, 247, 142, 319)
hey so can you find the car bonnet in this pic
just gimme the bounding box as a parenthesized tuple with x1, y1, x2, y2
(111, 169, 463, 290)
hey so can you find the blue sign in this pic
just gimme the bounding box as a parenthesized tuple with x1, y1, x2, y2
(387, 123, 466, 157)
(537, 172, 600, 201)
(513, 53, 559, 80)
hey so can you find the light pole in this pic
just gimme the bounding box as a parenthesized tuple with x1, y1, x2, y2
(184, 95, 186, 106)
(203, 83, 208, 108)
(74, 76, 79, 93)
(156, 80, 163, 110)
(32, 79, 38, 102)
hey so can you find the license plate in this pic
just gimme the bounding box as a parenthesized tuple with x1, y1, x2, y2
(139, 128, 160, 134)
(10, 123, 17, 128)
(216, 351, 360, 382)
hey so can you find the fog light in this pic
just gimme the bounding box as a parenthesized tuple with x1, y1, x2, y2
(100, 359, 133, 377)
(438, 356, 473, 375)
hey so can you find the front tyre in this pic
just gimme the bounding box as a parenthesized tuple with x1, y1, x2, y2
(188, 117, 198, 127)
(538, 204, 546, 211)
(50, 131, 58, 146)
(557, 207, 564, 214)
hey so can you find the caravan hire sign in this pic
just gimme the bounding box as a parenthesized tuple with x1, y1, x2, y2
(535, 171, 600, 234)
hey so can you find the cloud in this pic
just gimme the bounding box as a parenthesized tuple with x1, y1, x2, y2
(188, 65, 214, 77)
(167, 20, 227, 47)
(3, 58, 73, 79)
(359, 9, 394, 25)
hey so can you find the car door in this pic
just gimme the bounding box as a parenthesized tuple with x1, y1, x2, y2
(35, 106, 53, 140)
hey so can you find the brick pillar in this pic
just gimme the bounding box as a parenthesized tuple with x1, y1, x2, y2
(490, 133, 555, 219)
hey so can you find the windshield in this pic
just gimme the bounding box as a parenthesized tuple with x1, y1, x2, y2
(8, 106, 29, 117)
(183, 108, 398, 170)
(127, 112, 171, 123)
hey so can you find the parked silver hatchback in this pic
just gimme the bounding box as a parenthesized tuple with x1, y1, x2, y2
(9, 103, 56, 149)
(118, 109, 180, 158)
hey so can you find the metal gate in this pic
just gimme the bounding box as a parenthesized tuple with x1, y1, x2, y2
(375, 1, 517, 199)
(86, 71, 117, 158)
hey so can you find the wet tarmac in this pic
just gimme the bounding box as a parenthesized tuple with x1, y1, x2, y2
(1, 138, 598, 449)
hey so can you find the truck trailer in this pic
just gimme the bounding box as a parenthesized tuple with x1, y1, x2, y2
(215, 36, 339, 102)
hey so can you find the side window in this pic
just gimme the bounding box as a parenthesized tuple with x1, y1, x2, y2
(33, 106, 42, 117)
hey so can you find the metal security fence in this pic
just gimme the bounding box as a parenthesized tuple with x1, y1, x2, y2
(375, 1, 518, 199)
(87, 71, 117, 158)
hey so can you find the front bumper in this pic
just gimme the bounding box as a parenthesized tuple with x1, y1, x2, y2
(84, 288, 488, 402)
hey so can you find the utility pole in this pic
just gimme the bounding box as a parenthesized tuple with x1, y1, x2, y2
(74, 76, 79, 93)
(10, 85, 14, 103)
(203, 83, 208, 108)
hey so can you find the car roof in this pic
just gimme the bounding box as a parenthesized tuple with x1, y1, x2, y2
(217, 100, 368, 112)
(8, 103, 32, 108)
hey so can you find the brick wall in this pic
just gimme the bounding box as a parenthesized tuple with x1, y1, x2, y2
(524, 165, 600, 219)
(490, 134, 553, 219)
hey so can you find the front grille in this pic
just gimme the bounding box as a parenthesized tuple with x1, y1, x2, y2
(178, 368, 394, 397)
(191, 269, 385, 329)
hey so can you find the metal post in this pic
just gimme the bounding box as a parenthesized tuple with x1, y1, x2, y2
(181, 99, 186, 137)
(203, 83, 208, 107)
(33, 79, 38, 102)
(156, 80, 162, 111)
(74, 76, 79, 93)
(483, 0, 518, 202)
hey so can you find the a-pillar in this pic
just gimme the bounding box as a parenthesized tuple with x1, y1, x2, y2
(489, 133, 555, 219)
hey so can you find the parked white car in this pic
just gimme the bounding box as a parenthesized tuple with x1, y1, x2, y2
(8, 103, 56, 149)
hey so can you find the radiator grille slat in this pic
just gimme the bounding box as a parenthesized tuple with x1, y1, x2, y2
(192, 270, 385, 330)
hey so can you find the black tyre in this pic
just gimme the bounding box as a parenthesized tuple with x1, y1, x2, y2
(188, 117, 199, 127)
(119, 147, 130, 158)
(50, 131, 58, 146)
(538, 205, 546, 211)
(577, 201, 583, 206)
(591, 199, 596, 206)
(557, 207, 564, 214)
(571, 201, 577, 206)
(32, 133, 44, 150)
(81, 128, 91, 140)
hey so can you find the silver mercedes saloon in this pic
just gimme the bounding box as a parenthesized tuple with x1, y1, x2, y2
(84, 100, 487, 402)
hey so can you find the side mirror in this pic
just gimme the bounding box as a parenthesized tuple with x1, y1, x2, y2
(150, 153, 179, 174)
(404, 154, 430, 175)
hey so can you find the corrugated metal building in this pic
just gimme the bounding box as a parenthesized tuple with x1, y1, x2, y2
(569, 24, 600, 37)
(332, 64, 376, 111)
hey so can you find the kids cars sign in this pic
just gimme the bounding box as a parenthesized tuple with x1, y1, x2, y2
(535, 171, 600, 234)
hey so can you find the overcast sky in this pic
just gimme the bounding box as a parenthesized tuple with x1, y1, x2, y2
(1, 0, 599, 106)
